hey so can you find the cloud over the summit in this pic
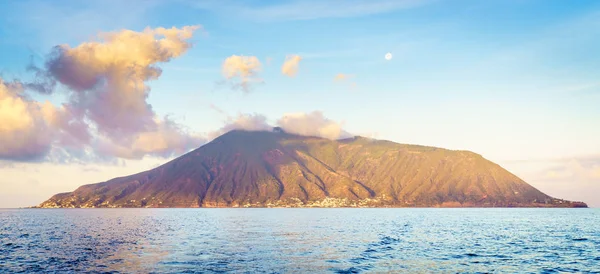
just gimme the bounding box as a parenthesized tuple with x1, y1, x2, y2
(207, 111, 352, 141)
(281, 55, 302, 77)
(222, 55, 263, 92)
(209, 113, 271, 140)
(3, 26, 204, 161)
(277, 111, 352, 140)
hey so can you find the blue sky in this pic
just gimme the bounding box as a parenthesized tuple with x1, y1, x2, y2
(0, 0, 599, 207)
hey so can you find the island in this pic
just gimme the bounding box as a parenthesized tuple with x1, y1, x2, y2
(36, 129, 588, 208)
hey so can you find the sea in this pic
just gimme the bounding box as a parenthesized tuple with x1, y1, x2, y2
(1, 208, 599, 273)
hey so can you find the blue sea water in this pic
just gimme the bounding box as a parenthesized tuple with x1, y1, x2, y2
(0, 208, 599, 273)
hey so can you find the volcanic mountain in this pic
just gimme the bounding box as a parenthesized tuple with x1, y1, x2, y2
(37, 129, 587, 208)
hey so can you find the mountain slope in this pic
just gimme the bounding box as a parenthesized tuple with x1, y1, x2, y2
(37, 130, 587, 208)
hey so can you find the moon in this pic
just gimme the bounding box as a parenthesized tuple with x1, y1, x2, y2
(385, 52, 392, 60)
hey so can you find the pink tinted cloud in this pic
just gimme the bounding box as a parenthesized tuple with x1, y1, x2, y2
(2, 26, 205, 161)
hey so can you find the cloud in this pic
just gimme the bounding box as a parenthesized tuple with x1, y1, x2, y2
(0, 160, 15, 169)
(7, 0, 162, 48)
(334, 73, 353, 81)
(334, 73, 358, 90)
(277, 111, 352, 140)
(297, 49, 360, 60)
(209, 103, 228, 117)
(281, 55, 302, 77)
(207, 111, 352, 141)
(0, 79, 54, 160)
(95, 117, 206, 159)
(191, 0, 433, 22)
(2, 26, 204, 162)
(221, 55, 263, 92)
(541, 157, 600, 182)
(0, 78, 89, 162)
(44, 26, 200, 138)
(23, 62, 56, 94)
(208, 113, 271, 140)
(507, 155, 600, 207)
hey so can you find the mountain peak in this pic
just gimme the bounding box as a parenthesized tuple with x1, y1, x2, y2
(272, 127, 285, 133)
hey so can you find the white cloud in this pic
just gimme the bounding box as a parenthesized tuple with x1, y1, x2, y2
(277, 111, 352, 140)
(221, 55, 263, 92)
(208, 113, 271, 140)
(281, 55, 302, 77)
(207, 111, 353, 141)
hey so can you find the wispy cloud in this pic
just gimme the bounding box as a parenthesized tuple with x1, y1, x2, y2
(556, 83, 600, 95)
(6, 0, 162, 47)
(265, 57, 273, 66)
(500, 155, 600, 165)
(191, 0, 434, 22)
(334, 73, 354, 81)
(333, 73, 358, 91)
(536, 156, 600, 207)
(499, 155, 600, 207)
(297, 48, 360, 60)
(208, 103, 228, 117)
(538, 156, 600, 182)
(165, 66, 219, 74)
(460, 9, 600, 95)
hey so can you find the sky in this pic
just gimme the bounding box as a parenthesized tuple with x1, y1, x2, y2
(0, 0, 599, 208)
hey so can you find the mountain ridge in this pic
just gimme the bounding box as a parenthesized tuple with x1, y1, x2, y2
(36, 129, 588, 208)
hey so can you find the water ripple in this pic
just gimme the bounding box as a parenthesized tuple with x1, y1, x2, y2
(0, 208, 599, 273)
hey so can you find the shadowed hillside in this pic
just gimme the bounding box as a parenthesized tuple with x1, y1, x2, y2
(37, 129, 587, 208)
